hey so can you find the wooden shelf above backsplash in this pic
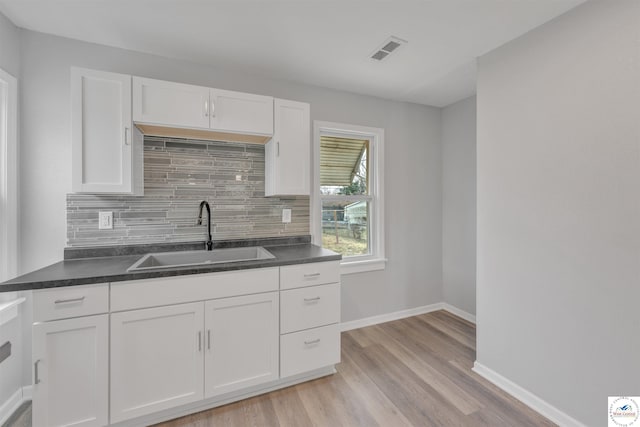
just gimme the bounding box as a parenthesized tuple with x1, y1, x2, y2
(135, 124, 272, 145)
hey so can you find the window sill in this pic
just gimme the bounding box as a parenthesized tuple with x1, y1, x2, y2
(340, 258, 387, 275)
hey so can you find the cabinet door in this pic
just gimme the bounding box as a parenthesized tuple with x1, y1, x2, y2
(110, 302, 204, 423)
(32, 314, 108, 427)
(265, 99, 310, 196)
(133, 77, 210, 129)
(209, 89, 273, 135)
(204, 292, 279, 398)
(71, 68, 139, 194)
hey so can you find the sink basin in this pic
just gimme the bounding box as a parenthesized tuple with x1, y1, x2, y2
(127, 247, 275, 272)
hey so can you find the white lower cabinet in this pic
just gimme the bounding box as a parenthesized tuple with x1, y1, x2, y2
(32, 263, 340, 426)
(279, 262, 341, 378)
(204, 292, 279, 397)
(32, 314, 109, 427)
(110, 292, 280, 422)
(280, 323, 341, 378)
(110, 302, 204, 423)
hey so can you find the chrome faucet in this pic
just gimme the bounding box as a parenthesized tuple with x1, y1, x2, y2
(197, 201, 213, 251)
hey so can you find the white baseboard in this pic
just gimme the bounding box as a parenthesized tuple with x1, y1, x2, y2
(22, 385, 32, 400)
(340, 303, 444, 331)
(340, 302, 476, 332)
(0, 388, 24, 425)
(441, 303, 476, 324)
(472, 362, 586, 427)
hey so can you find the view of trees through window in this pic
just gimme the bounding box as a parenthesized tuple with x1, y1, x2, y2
(320, 135, 370, 257)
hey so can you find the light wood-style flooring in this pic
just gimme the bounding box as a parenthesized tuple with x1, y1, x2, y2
(155, 310, 555, 427)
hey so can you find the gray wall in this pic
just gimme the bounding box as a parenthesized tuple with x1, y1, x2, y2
(0, 10, 23, 417)
(476, 1, 640, 425)
(0, 11, 20, 77)
(17, 29, 443, 378)
(442, 96, 476, 315)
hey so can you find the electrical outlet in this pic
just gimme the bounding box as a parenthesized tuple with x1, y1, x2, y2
(282, 208, 292, 223)
(99, 211, 113, 230)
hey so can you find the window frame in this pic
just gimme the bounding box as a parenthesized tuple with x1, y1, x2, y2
(0, 67, 18, 283)
(312, 121, 386, 275)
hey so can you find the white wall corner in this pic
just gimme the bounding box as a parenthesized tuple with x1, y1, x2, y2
(441, 303, 476, 324)
(472, 362, 587, 427)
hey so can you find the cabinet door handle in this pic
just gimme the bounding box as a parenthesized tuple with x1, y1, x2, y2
(124, 127, 131, 145)
(198, 331, 202, 352)
(207, 329, 211, 350)
(303, 273, 320, 278)
(34, 360, 41, 384)
(304, 339, 321, 346)
(277, 141, 280, 156)
(54, 296, 85, 304)
(304, 297, 321, 303)
(211, 100, 216, 118)
(204, 100, 209, 117)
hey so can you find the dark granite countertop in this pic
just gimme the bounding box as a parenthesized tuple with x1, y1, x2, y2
(0, 238, 341, 292)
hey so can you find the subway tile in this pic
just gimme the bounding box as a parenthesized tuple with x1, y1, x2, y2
(165, 141, 209, 151)
(67, 135, 309, 247)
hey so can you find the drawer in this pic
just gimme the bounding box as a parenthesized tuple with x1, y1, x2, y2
(280, 283, 340, 334)
(33, 284, 109, 322)
(280, 261, 340, 290)
(111, 267, 279, 311)
(280, 323, 340, 378)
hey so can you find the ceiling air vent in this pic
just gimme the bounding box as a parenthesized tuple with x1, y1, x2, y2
(370, 36, 407, 61)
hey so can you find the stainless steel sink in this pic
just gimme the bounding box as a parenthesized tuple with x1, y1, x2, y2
(127, 247, 275, 272)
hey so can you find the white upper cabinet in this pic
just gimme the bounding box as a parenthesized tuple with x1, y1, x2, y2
(210, 88, 273, 135)
(132, 77, 273, 138)
(133, 77, 210, 129)
(71, 67, 142, 195)
(265, 99, 311, 196)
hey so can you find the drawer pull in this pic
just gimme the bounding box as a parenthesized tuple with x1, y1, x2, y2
(304, 339, 321, 346)
(303, 273, 321, 278)
(34, 360, 41, 384)
(54, 296, 85, 305)
(304, 297, 321, 303)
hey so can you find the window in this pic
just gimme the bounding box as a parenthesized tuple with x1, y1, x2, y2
(312, 122, 385, 274)
(0, 68, 18, 283)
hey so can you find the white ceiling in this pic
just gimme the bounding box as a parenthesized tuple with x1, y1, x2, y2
(0, 0, 584, 107)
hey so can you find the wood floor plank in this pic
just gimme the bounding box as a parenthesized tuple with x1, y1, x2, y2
(268, 386, 313, 426)
(239, 394, 281, 427)
(382, 317, 474, 367)
(295, 371, 378, 427)
(338, 347, 413, 427)
(448, 358, 558, 427)
(419, 312, 476, 350)
(343, 336, 469, 426)
(358, 324, 485, 415)
(147, 309, 556, 427)
(346, 326, 376, 348)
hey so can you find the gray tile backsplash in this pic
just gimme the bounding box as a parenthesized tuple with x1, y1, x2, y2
(66, 136, 310, 247)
